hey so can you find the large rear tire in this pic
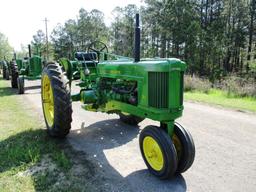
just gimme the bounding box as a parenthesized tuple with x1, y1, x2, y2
(11, 61, 18, 88)
(41, 62, 72, 138)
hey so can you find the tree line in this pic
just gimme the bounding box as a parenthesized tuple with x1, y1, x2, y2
(27, 0, 256, 80)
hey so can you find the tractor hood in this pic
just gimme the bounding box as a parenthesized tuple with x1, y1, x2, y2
(98, 58, 186, 78)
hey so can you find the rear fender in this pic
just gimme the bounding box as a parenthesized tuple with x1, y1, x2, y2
(59, 58, 73, 81)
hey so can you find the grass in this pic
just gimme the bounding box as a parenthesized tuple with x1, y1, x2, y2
(0, 77, 95, 191)
(185, 89, 256, 112)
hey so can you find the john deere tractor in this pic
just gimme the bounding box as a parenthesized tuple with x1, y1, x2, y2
(58, 43, 106, 80)
(41, 14, 195, 179)
(11, 45, 43, 94)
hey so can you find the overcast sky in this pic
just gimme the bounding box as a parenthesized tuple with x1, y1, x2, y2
(0, 0, 143, 51)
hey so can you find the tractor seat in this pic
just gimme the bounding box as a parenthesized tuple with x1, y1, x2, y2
(75, 52, 97, 61)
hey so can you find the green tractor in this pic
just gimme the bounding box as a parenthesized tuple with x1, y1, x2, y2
(58, 41, 108, 81)
(11, 45, 43, 94)
(41, 14, 195, 179)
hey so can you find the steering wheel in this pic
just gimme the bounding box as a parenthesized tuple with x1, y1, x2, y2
(88, 41, 108, 60)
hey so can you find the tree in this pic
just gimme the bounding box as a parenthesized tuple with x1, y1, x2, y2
(0, 32, 13, 60)
(246, 0, 256, 73)
(49, 1, 256, 80)
(51, 8, 108, 59)
(31, 30, 46, 56)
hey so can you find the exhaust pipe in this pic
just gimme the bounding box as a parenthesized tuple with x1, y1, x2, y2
(134, 13, 140, 62)
(28, 44, 32, 58)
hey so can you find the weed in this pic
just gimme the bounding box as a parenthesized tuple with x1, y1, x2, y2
(184, 75, 212, 93)
(53, 150, 71, 170)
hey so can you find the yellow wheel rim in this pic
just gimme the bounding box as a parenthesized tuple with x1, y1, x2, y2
(42, 75, 54, 127)
(143, 136, 164, 171)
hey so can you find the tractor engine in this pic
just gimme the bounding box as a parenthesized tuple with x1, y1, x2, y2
(99, 78, 138, 105)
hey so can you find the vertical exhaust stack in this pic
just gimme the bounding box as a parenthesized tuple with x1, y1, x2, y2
(28, 44, 32, 58)
(134, 13, 140, 62)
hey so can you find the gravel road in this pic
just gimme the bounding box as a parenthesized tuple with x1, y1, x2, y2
(15, 79, 256, 192)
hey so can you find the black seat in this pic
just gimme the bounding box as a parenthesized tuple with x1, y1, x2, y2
(75, 52, 97, 61)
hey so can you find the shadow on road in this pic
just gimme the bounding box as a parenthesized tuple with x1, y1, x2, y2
(70, 118, 187, 192)
(24, 84, 41, 91)
(0, 78, 41, 96)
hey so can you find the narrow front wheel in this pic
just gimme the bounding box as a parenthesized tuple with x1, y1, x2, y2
(172, 123, 195, 173)
(139, 125, 178, 179)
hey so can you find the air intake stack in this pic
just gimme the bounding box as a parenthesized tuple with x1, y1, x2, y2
(134, 13, 140, 62)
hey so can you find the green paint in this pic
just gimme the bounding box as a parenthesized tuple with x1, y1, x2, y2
(68, 52, 186, 134)
(17, 56, 42, 77)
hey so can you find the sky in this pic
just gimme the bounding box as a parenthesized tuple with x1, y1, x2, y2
(0, 0, 143, 51)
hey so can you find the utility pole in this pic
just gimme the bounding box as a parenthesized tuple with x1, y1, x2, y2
(43, 18, 49, 60)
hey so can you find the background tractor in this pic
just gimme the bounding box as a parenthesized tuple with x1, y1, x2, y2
(11, 45, 43, 94)
(58, 41, 108, 81)
(41, 14, 195, 179)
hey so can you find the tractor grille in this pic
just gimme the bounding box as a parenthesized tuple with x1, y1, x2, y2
(148, 72, 169, 108)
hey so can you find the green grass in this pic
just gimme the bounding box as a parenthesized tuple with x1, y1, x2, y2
(185, 89, 256, 112)
(0, 78, 74, 191)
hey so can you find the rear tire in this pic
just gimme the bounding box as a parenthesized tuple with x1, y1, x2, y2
(41, 62, 72, 138)
(18, 77, 24, 94)
(119, 113, 144, 125)
(11, 61, 18, 88)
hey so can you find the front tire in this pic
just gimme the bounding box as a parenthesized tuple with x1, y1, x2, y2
(41, 62, 72, 138)
(173, 123, 195, 173)
(139, 125, 178, 179)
